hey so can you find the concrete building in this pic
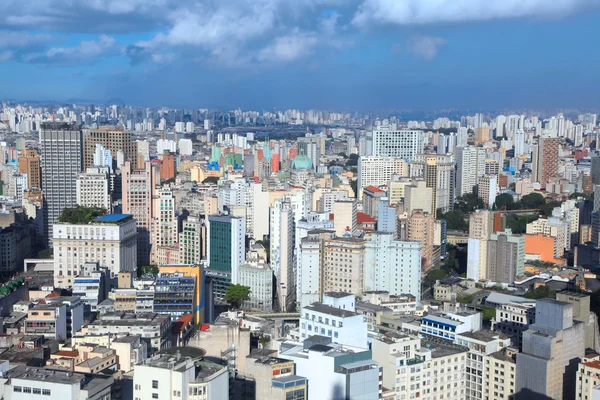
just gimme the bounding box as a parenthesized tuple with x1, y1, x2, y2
(122, 160, 156, 265)
(300, 294, 368, 348)
(557, 292, 600, 352)
(576, 353, 600, 400)
(323, 237, 365, 297)
(180, 214, 205, 265)
(157, 264, 205, 324)
(486, 347, 518, 400)
(134, 353, 228, 400)
(110, 335, 147, 372)
(279, 337, 382, 400)
(477, 175, 498, 208)
(405, 209, 435, 272)
(270, 199, 295, 312)
(403, 179, 434, 215)
(515, 299, 585, 400)
(357, 156, 407, 199)
(532, 136, 560, 189)
(206, 214, 245, 301)
(87, 312, 171, 354)
(362, 185, 386, 218)
(366, 124, 424, 159)
(421, 311, 482, 341)
(24, 302, 67, 340)
(76, 166, 112, 211)
(3, 365, 114, 400)
(372, 332, 468, 400)
(455, 146, 486, 197)
(246, 352, 301, 400)
(364, 232, 422, 301)
(17, 149, 40, 190)
(83, 125, 136, 170)
(52, 214, 137, 287)
(491, 300, 536, 349)
(72, 264, 109, 313)
(410, 154, 455, 216)
(238, 258, 273, 312)
(455, 331, 513, 400)
(332, 200, 357, 236)
(40, 122, 84, 244)
(486, 230, 525, 284)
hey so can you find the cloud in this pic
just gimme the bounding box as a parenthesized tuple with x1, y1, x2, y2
(407, 35, 446, 60)
(26, 35, 116, 65)
(353, 0, 600, 26)
(259, 31, 319, 63)
(0, 51, 14, 62)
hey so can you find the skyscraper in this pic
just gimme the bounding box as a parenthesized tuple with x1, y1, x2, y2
(40, 121, 84, 243)
(83, 125, 137, 170)
(366, 124, 423, 159)
(455, 146, 486, 197)
(122, 160, 156, 265)
(207, 214, 245, 300)
(18, 149, 41, 189)
(532, 136, 560, 189)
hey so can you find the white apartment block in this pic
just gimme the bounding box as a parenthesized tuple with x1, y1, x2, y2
(300, 299, 368, 348)
(455, 146, 486, 197)
(76, 166, 112, 211)
(366, 124, 424, 159)
(238, 259, 273, 313)
(53, 214, 137, 287)
(421, 311, 482, 341)
(364, 232, 422, 301)
(357, 156, 407, 199)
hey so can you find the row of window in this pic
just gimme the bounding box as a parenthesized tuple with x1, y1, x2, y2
(14, 386, 51, 395)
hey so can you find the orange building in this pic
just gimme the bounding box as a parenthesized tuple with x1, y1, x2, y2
(272, 154, 280, 173)
(18, 149, 41, 189)
(159, 152, 176, 181)
(524, 234, 564, 265)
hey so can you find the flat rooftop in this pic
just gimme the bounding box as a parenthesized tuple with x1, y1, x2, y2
(95, 214, 134, 224)
(304, 303, 359, 318)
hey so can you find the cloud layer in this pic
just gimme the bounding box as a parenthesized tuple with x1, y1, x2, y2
(0, 0, 599, 68)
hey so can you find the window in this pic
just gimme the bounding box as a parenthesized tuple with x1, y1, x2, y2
(33, 388, 41, 394)
(152, 380, 159, 389)
(42, 389, 51, 396)
(152, 394, 159, 399)
(14, 386, 22, 392)
(23, 387, 32, 393)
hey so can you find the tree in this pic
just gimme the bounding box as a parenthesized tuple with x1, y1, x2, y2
(38, 248, 53, 259)
(137, 265, 159, 277)
(439, 211, 469, 231)
(454, 194, 485, 213)
(495, 193, 515, 210)
(520, 192, 546, 209)
(58, 206, 107, 224)
(202, 176, 219, 184)
(224, 284, 251, 309)
(505, 213, 538, 234)
(524, 285, 555, 299)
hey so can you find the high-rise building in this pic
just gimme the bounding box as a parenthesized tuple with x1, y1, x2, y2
(357, 156, 407, 199)
(332, 200, 357, 237)
(406, 209, 435, 272)
(180, 214, 204, 265)
(207, 214, 245, 300)
(411, 154, 455, 216)
(83, 125, 136, 170)
(364, 232, 422, 301)
(455, 146, 486, 197)
(151, 185, 177, 263)
(40, 121, 84, 243)
(366, 124, 423, 159)
(477, 175, 498, 208)
(516, 299, 585, 400)
(76, 166, 112, 211)
(122, 160, 156, 266)
(155, 264, 205, 324)
(270, 199, 296, 312)
(52, 214, 137, 287)
(159, 151, 176, 181)
(323, 237, 366, 296)
(18, 149, 41, 189)
(486, 230, 525, 283)
(532, 136, 560, 189)
(238, 257, 273, 312)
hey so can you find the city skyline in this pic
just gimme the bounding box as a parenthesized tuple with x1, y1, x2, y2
(1, 1, 600, 109)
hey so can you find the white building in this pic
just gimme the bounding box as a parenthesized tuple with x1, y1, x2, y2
(455, 146, 486, 197)
(53, 214, 137, 288)
(364, 232, 422, 301)
(421, 311, 482, 341)
(372, 333, 469, 400)
(238, 258, 273, 312)
(357, 156, 407, 199)
(3, 366, 113, 400)
(134, 354, 229, 400)
(247, 182, 270, 240)
(156, 138, 177, 155)
(366, 124, 424, 159)
(279, 339, 382, 400)
(299, 294, 367, 348)
(270, 199, 295, 312)
(178, 139, 193, 156)
(76, 166, 112, 211)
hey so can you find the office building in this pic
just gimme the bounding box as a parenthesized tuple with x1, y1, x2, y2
(532, 136, 560, 189)
(332, 200, 357, 236)
(76, 166, 112, 211)
(516, 299, 585, 399)
(455, 146, 486, 197)
(357, 156, 407, 199)
(83, 125, 136, 170)
(52, 214, 137, 287)
(366, 124, 424, 159)
(207, 214, 245, 300)
(180, 214, 205, 265)
(486, 230, 525, 284)
(323, 237, 366, 297)
(280, 337, 382, 400)
(122, 160, 156, 266)
(364, 232, 422, 301)
(151, 185, 177, 263)
(270, 199, 296, 312)
(40, 121, 84, 243)
(134, 353, 228, 400)
(17, 149, 41, 189)
(239, 258, 273, 312)
(157, 264, 205, 324)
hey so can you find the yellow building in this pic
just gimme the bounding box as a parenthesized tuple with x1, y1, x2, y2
(158, 264, 205, 324)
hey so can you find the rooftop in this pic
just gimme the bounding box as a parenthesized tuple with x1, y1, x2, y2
(457, 330, 509, 342)
(324, 292, 353, 299)
(304, 302, 359, 318)
(95, 214, 134, 224)
(9, 366, 84, 384)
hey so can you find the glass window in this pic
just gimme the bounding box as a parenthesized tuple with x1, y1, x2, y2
(152, 380, 159, 389)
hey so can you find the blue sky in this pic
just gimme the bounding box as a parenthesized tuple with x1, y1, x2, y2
(1, 0, 600, 110)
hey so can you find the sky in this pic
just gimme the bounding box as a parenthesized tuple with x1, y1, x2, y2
(2, 0, 600, 111)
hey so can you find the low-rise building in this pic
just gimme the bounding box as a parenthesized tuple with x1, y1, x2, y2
(421, 311, 482, 341)
(110, 335, 147, 372)
(491, 300, 536, 349)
